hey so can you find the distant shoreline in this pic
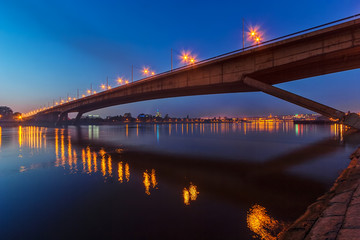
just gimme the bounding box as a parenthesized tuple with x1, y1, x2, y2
(0, 119, 339, 127)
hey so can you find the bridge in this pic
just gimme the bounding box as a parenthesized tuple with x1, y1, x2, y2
(25, 16, 360, 129)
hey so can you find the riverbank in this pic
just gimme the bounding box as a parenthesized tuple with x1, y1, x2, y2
(280, 147, 360, 240)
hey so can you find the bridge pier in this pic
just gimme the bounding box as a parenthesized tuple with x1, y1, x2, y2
(243, 76, 360, 130)
(74, 112, 83, 125)
(56, 112, 69, 126)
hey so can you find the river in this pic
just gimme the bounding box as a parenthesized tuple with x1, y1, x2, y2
(0, 122, 358, 239)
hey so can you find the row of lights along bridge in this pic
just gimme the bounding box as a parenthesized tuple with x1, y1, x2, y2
(23, 25, 263, 117)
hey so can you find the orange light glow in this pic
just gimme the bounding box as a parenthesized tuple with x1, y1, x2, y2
(117, 77, 123, 84)
(118, 162, 123, 183)
(151, 71, 155, 75)
(247, 204, 284, 240)
(143, 170, 151, 195)
(180, 50, 190, 63)
(125, 163, 130, 182)
(180, 50, 197, 65)
(125, 80, 129, 84)
(183, 188, 190, 205)
(151, 169, 157, 188)
(183, 183, 199, 205)
(101, 84, 106, 90)
(142, 67, 149, 76)
(247, 25, 263, 45)
(87, 90, 91, 94)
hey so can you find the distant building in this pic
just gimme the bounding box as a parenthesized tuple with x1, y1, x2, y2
(86, 114, 101, 119)
(123, 113, 132, 118)
(155, 109, 161, 118)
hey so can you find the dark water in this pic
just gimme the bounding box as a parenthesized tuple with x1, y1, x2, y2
(0, 122, 358, 239)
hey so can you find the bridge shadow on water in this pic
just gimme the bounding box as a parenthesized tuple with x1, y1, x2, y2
(68, 125, 360, 220)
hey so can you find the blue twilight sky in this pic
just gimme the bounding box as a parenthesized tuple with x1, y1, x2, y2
(0, 0, 359, 117)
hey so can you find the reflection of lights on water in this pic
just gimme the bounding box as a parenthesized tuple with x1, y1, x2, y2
(118, 162, 123, 183)
(107, 155, 112, 177)
(143, 171, 151, 195)
(88, 125, 99, 139)
(143, 169, 158, 195)
(332, 124, 344, 142)
(183, 188, 190, 205)
(82, 149, 86, 172)
(247, 204, 284, 240)
(156, 124, 159, 143)
(18, 126, 22, 148)
(86, 146, 92, 173)
(61, 129, 65, 167)
(18, 126, 47, 150)
(55, 129, 59, 166)
(101, 155, 106, 176)
(125, 163, 130, 182)
(151, 169, 157, 188)
(183, 183, 199, 205)
(19, 129, 132, 184)
(93, 152, 98, 172)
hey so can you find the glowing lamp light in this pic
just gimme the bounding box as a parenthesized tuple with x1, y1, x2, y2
(180, 50, 191, 64)
(87, 90, 91, 94)
(151, 71, 155, 75)
(117, 78, 123, 84)
(247, 25, 263, 45)
(125, 80, 129, 84)
(142, 67, 149, 75)
(101, 84, 106, 90)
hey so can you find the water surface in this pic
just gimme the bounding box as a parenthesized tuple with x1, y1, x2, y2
(0, 122, 358, 239)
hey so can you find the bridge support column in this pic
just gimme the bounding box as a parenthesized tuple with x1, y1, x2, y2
(243, 76, 360, 130)
(56, 112, 68, 126)
(74, 112, 83, 125)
